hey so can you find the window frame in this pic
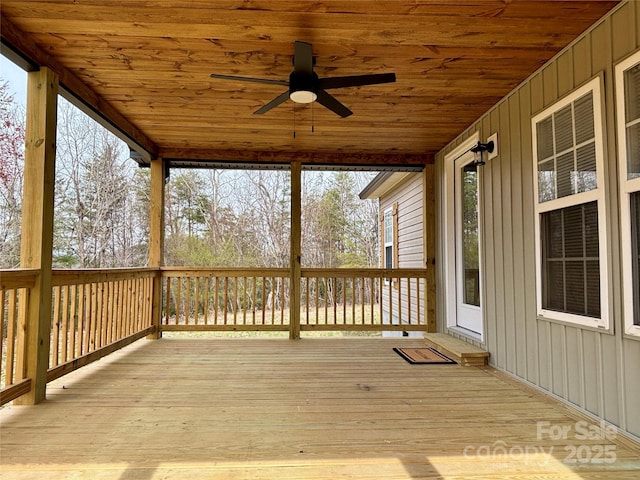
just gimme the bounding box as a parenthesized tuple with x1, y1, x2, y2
(383, 207, 394, 271)
(616, 50, 640, 338)
(531, 76, 610, 330)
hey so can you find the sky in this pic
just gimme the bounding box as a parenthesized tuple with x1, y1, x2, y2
(0, 54, 28, 107)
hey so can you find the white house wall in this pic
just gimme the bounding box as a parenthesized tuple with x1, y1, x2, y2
(435, 1, 640, 441)
(380, 172, 425, 328)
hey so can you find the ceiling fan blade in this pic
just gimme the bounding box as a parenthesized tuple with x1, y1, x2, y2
(210, 73, 289, 87)
(254, 90, 290, 115)
(318, 73, 396, 90)
(316, 90, 353, 118)
(294, 41, 314, 74)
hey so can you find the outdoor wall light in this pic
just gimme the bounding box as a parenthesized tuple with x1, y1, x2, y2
(470, 140, 495, 166)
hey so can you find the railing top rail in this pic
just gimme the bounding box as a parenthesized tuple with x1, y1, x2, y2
(301, 268, 429, 278)
(51, 267, 157, 286)
(160, 267, 427, 278)
(161, 267, 290, 277)
(0, 268, 40, 289)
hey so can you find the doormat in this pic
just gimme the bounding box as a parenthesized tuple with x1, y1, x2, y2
(393, 347, 456, 364)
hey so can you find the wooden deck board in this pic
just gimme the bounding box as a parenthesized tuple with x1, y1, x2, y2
(1, 338, 639, 479)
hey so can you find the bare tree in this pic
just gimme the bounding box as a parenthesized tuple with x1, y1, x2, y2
(55, 98, 146, 267)
(0, 81, 25, 268)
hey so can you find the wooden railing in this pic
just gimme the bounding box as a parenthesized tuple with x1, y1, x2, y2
(300, 268, 428, 331)
(2, 265, 430, 404)
(47, 268, 156, 381)
(161, 267, 429, 334)
(0, 269, 38, 403)
(161, 268, 291, 331)
(1, 268, 156, 405)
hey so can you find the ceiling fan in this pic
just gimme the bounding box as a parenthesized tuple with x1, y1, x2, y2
(210, 41, 396, 118)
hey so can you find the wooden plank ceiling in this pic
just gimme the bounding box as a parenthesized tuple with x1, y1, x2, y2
(0, 0, 619, 168)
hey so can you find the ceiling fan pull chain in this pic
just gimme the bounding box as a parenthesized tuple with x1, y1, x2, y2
(312, 102, 315, 133)
(293, 104, 296, 139)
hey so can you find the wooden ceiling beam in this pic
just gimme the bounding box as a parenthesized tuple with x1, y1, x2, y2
(158, 148, 431, 167)
(0, 16, 158, 159)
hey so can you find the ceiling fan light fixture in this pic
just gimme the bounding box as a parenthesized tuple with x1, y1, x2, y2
(210, 41, 395, 117)
(289, 70, 318, 104)
(290, 89, 317, 103)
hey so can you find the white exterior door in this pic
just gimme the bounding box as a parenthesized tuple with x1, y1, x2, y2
(454, 153, 483, 334)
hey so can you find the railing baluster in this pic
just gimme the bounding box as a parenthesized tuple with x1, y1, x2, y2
(164, 277, 171, 325)
(175, 277, 182, 327)
(360, 278, 365, 325)
(78, 284, 90, 356)
(406, 278, 411, 325)
(304, 277, 309, 325)
(342, 278, 347, 325)
(59, 285, 67, 364)
(233, 277, 238, 325)
(104, 282, 112, 346)
(270, 277, 276, 325)
(5, 290, 17, 385)
(51, 286, 61, 367)
(351, 278, 356, 325)
(417, 278, 421, 326)
(323, 277, 328, 325)
(124, 279, 132, 337)
(185, 277, 191, 326)
(204, 276, 210, 325)
(242, 276, 247, 325)
(223, 277, 229, 325)
(195, 276, 201, 325)
(379, 277, 384, 328)
(94, 282, 104, 350)
(129, 278, 136, 335)
(214, 276, 219, 324)
(253, 276, 257, 325)
(116, 280, 124, 337)
(280, 277, 285, 326)
(398, 277, 402, 328)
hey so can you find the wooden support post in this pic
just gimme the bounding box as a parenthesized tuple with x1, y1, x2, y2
(148, 157, 165, 339)
(424, 164, 437, 333)
(289, 161, 301, 340)
(15, 68, 58, 405)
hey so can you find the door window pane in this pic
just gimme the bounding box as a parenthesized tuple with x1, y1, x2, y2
(461, 165, 480, 307)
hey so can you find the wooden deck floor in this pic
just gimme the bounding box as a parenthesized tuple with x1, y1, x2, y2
(1, 338, 639, 479)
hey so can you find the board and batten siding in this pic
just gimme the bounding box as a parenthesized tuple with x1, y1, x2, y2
(435, 0, 640, 441)
(380, 173, 425, 325)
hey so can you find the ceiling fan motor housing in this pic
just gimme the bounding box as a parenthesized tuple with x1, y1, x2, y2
(289, 71, 319, 103)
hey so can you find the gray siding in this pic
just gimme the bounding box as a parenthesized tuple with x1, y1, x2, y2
(435, 1, 640, 440)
